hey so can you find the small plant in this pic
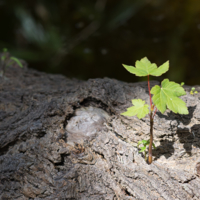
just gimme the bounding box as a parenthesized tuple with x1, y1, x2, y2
(137, 139, 156, 161)
(121, 57, 188, 164)
(181, 82, 198, 95)
(0, 48, 23, 77)
(190, 87, 198, 95)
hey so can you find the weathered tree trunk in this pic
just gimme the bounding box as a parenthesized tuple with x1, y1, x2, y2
(1, 62, 200, 200)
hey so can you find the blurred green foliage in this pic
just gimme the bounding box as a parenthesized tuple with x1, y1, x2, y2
(0, 48, 23, 77)
(1, 0, 200, 84)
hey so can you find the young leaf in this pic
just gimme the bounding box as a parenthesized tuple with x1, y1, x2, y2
(152, 143, 156, 149)
(121, 99, 149, 119)
(10, 57, 23, 68)
(151, 79, 188, 114)
(150, 61, 169, 76)
(141, 140, 149, 145)
(139, 146, 146, 152)
(138, 140, 148, 146)
(122, 57, 169, 77)
(137, 141, 144, 146)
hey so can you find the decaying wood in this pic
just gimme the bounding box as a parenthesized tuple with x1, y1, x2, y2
(1, 62, 200, 200)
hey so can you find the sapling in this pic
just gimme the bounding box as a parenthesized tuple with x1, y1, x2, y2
(121, 57, 188, 164)
(181, 83, 198, 95)
(0, 48, 23, 77)
(137, 139, 156, 161)
(190, 87, 198, 95)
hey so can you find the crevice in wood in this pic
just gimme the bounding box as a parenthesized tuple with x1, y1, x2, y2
(93, 149, 106, 161)
(80, 97, 114, 115)
(122, 187, 134, 197)
(183, 176, 196, 183)
(63, 110, 76, 129)
(35, 131, 46, 138)
(114, 131, 125, 142)
(54, 153, 70, 166)
(0, 140, 18, 156)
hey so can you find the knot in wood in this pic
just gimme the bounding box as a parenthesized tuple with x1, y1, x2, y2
(66, 106, 109, 144)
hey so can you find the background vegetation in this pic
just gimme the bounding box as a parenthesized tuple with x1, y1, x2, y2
(1, 0, 200, 84)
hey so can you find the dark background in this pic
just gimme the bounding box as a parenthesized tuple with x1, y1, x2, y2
(1, 0, 200, 85)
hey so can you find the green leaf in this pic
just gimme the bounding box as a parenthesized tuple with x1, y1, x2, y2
(194, 91, 198, 94)
(137, 141, 144, 146)
(121, 99, 149, 119)
(122, 57, 169, 77)
(152, 143, 156, 149)
(139, 146, 146, 152)
(151, 79, 188, 114)
(181, 82, 184, 86)
(141, 140, 149, 145)
(10, 57, 23, 68)
(191, 87, 195, 91)
(137, 140, 149, 147)
(150, 61, 169, 76)
(143, 140, 150, 145)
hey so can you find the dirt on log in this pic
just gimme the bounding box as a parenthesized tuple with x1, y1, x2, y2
(1, 62, 200, 200)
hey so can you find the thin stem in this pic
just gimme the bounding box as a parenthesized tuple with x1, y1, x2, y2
(147, 75, 152, 108)
(148, 112, 153, 164)
(153, 107, 157, 119)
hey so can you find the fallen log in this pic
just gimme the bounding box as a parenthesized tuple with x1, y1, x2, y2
(0, 62, 200, 200)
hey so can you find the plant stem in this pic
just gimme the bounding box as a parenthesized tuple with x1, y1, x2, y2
(148, 112, 154, 164)
(147, 75, 152, 108)
(147, 74, 154, 164)
(153, 107, 157, 118)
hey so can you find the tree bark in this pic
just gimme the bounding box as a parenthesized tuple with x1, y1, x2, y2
(1, 62, 200, 200)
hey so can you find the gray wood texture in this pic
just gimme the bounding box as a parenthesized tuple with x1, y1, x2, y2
(1, 63, 200, 200)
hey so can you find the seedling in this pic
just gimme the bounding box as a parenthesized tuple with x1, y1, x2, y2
(137, 139, 156, 161)
(181, 82, 184, 86)
(181, 83, 198, 95)
(0, 48, 23, 77)
(190, 87, 198, 95)
(121, 57, 188, 164)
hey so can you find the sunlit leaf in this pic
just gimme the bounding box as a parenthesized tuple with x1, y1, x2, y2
(121, 99, 149, 119)
(150, 61, 169, 76)
(137, 140, 149, 147)
(151, 79, 188, 114)
(122, 57, 169, 77)
(141, 140, 149, 145)
(139, 146, 146, 152)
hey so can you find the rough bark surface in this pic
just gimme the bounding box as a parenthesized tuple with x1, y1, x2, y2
(1, 63, 200, 200)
